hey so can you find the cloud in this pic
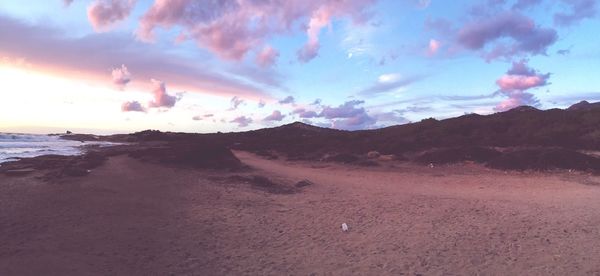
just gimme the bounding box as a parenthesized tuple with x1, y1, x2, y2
(63, 0, 75, 6)
(256, 46, 279, 67)
(263, 110, 286, 121)
(0, 15, 270, 98)
(556, 48, 571, 55)
(496, 60, 550, 91)
(512, 0, 542, 10)
(496, 75, 547, 91)
(494, 60, 549, 111)
(111, 64, 131, 89)
(230, 116, 252, 127)
(279, 96, 295, 104)
(121, 100, 145, 112)
(425, 17, 455, 38)
(359, 73, 420, 95)
(372, 111, 409, 125)
(457, 12, 557, 60)
(415, 0, 432, 9)
(148, 79, 178, 108)
(494, 92, 540, 111)
(554, 0, 597, 26)
(427, 39, 441, 56)
(258, 99, 266, 108)
(319, 100, 366, 119)
(136, 0, 376, 64)
(227, 64, 285, 90)
(230, 96, 244, 110)
(87, 0, 136, 31)
(293, 108, 319, 118)
(331, 113, 376, 130)
(192, 113, 214, 121)
(296, 99, 412, 130)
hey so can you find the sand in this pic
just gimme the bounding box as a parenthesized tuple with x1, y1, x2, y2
(2, 151, 600, 275)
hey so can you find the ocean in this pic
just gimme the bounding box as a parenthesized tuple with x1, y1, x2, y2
(0, 133, 117, 163)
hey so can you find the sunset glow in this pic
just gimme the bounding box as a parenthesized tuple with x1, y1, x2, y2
(1, 0, 599, 133)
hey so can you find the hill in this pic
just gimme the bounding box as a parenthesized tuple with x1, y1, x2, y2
(221, 102, 600, 172)
(62, 101, 600, 173)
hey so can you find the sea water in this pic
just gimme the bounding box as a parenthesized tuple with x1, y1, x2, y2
(0, 133, 117, 163)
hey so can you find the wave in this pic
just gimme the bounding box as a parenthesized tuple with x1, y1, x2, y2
(0, 133, 120, 163)
(0, 133, 56, 142)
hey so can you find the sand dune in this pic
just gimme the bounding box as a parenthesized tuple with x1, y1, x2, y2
(2, 152, 600, 275)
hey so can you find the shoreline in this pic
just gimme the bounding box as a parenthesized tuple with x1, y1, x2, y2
(0, 132, 123, 166)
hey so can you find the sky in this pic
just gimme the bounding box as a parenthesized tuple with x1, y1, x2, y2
(0, 0, 599, 134)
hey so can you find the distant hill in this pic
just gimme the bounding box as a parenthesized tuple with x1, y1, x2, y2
(219, 101, 600, 156)
(222, 101, 600, 172)
(567, 100, 600, 111)
(90, 101, 600, 173)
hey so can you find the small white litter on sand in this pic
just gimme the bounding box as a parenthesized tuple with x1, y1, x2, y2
(341, 223, 349, 232)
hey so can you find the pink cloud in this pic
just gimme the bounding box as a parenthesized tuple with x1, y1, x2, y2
(297, 6, 330, 62)
(494, 91, 539, 111)
(256, 46, 279, 67)
(427, 39, 441, 56)
(87, 0, 136, 31)
(0, 15, 270, 98)
(230, 116, 252, 127)
(496, 74, 548, 91)
(494, 60, 548, 111)
(297, 43, 320, 63)
(121, 100, 145, 112)
(496, 59, 550, 91)
(137, 0, 376, 64)
(148, 79, 178, 108)
(457, 12, 557, 60)
(263, 110, 285, 121)
(111, 64, 131, 89)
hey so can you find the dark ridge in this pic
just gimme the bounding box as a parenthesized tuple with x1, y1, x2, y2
(217, 101, 600, 172)
(568, 100, 600, 111)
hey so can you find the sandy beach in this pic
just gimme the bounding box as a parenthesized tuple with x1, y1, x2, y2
(2, 151, 600, 275)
